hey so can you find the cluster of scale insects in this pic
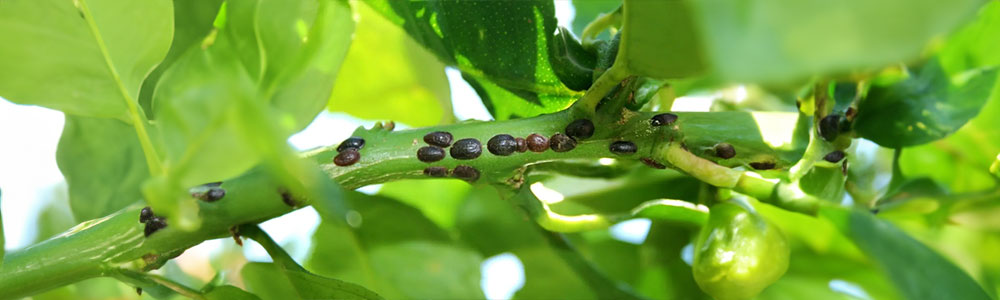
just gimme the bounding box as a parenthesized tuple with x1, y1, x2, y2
(137, 112, 849, 238)
(328, 113, 712, 182)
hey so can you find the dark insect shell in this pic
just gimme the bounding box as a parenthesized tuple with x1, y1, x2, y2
(549, 133, 577, 152)
(417, 146, 446, 162)
(334, 149, 361, 166)
(423, 131, 454, 147)
(819, 114, 842, 141)
(280, 190, 297, 207)
(565, 119, 595, 140)
(650, 113, 678, 126)
(204, 187, 226, 202)
(714, 143, 736, 159)
(487, 134, 518, 156)
(144, 217, 167, 237)
(640, 157, 666, 169)
(424, 166, 449, 177)
(609, 141, 637, 155)
(515, 137, 527, 153)
(526, 134, 549, 152)
(452, 165, 481, 182)
(450, 138, 483, 160)
(823, 150, 846, 163)
(336, 137, 365, 152)
(749, 161, 777, 170)
(139, 206, 153, 223)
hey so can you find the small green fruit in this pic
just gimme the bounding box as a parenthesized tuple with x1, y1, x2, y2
(693, 202, 789, 300)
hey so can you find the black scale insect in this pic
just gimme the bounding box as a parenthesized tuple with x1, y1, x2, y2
(824, 150, 846, 163)
(424, 131, 453, 147)
(336, 137, 365, 152)
(565, 119, 595, 140)
(650, 113, 678, 126)
(193, 187, 226, 202)
(333, 137, 365, 166)
(451, 138, 483, 160)
(609, 141, 637, 155)
(487, 134, 518, 156)
(139, 206, 167, 237)
(417, 146, 446, 162)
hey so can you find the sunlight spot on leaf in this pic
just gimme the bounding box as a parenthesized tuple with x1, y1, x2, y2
(609, 218, 651, 245)
(481, 252, 525, 300)
(530, 182, 564, 204)
(751, 112, 798, 148)
(670, 94, 716, 112)
(829, 279, 873, 300)
(598, 157, 616, 165)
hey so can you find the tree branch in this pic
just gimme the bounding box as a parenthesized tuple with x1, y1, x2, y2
(0, 106, 811, 298)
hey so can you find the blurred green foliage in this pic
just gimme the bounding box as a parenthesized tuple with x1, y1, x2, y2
(1, 0, 1000, 299)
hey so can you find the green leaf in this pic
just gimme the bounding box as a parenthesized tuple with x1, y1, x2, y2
(327, 2, 452, 127)
(0, 0, 172, 120)
(138, 0, 225, 117)
(242, 262, 382, 300)
(821, 207, 992, 300)
(939, 1, 1000, 75)
(855, 59, 999, 148)
(364, 0, 582, 119)
(306, 192, 484, 299)
(205, 285, 262, 300)
(377, 179, 471, 229)
(620, 0, 988, 83)
(570, 0, 621, 39)
(56, 116, 149, 221)
(153, 0, 355, 187)
(454, 187, 598, 299)
(618, 0, 706, 79)
(0, 189, 4, 267)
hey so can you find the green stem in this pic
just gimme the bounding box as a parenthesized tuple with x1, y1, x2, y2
(580, 5, 623, 47)
(78, 0, 163, 176)
(578, 64, 629, 114)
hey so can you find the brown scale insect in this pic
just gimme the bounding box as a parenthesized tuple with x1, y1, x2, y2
(640, 157, 667, 169)
(334, 149, 360, 166)
(714, 143, 736, 159)
(526, 134, 548, 152)
(424, 166, 449, 177)
(749, 161, 776, 170)
(549, 133, 576, 152)
(452, 165, 480, 182)
(515, 137, 527, 153)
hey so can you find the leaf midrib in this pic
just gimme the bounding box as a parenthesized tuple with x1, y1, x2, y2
(78, 0, 163, 176)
